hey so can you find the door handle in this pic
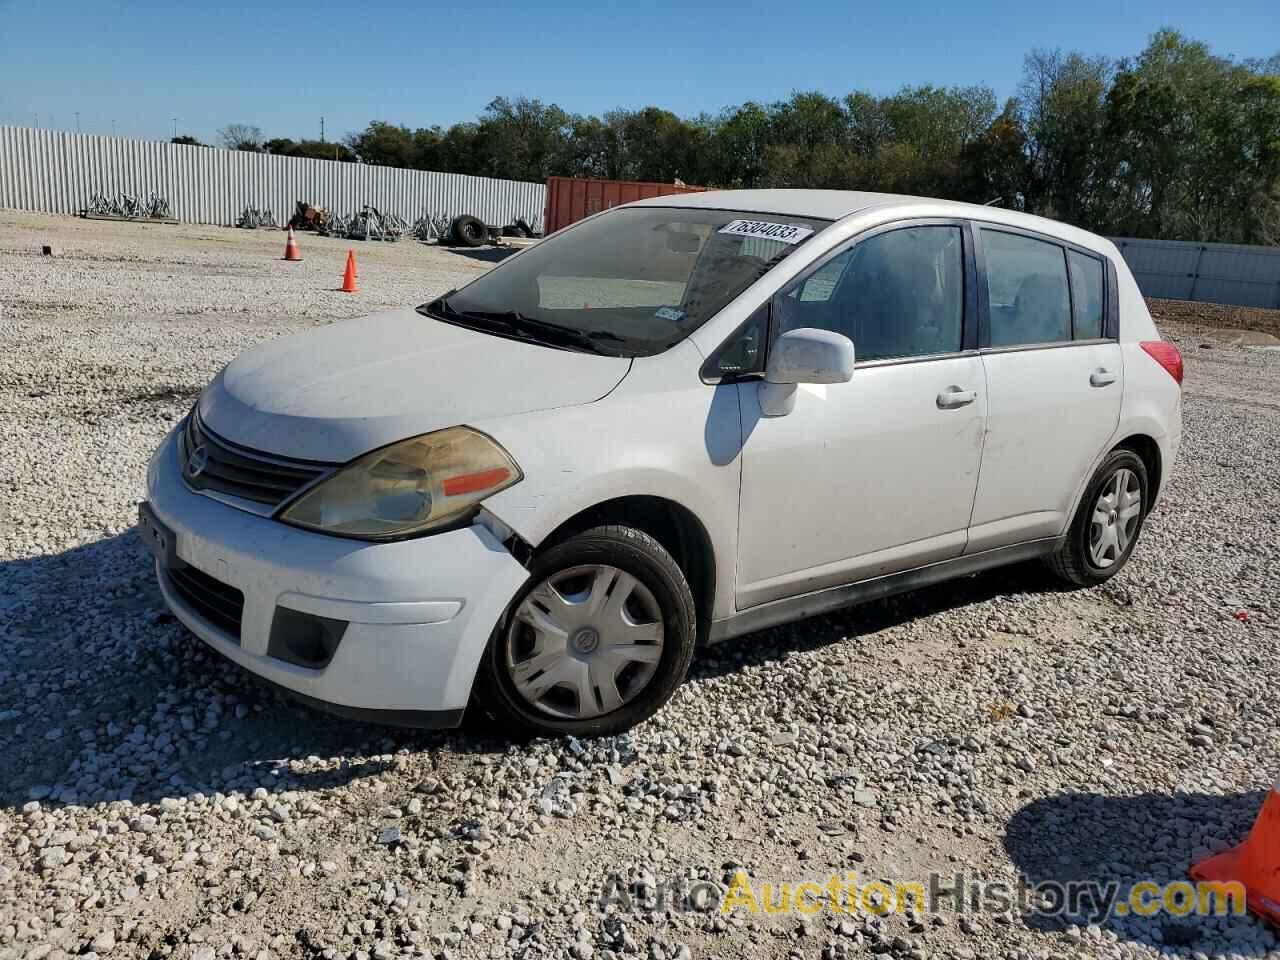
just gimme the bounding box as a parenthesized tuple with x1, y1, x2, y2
(1090, 368, 1117, 387)
(936, 386, 978, 409)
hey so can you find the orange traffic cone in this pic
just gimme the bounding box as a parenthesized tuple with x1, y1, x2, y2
(283, 227, 302, 261)
(340, 250, 358, 293)
(1190, 777, 1280, 927)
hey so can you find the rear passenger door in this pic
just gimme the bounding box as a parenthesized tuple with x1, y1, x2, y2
(967, 226, 1122, 552)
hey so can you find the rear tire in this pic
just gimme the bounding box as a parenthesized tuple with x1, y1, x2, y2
(1047, 449, 1149, 587)
(472, 525, 696, 738)
(451, 214, 487, 248)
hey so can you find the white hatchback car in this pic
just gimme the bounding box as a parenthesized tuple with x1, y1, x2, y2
(142, 190, 1183, 736)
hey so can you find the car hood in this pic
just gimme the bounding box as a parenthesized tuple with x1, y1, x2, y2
(198, 308, 632, 462)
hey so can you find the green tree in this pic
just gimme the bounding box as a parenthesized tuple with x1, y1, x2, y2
(704, 102, 772, 187)
(956, 99, 1029, 206)
(346, 121, 417, 167)
(602, 107, 706, 182)
(1102, 30, 1280, 242)
(879, 84, 997, 194)
(1018, 49, 1111, 225)
(265, 138, 355, 162)
(472, 97, 574, 181)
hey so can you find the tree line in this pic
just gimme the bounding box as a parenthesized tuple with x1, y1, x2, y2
(191, 31, 1280, 245)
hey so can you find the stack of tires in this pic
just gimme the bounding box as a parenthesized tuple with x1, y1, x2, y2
(445, 215, 538, 247)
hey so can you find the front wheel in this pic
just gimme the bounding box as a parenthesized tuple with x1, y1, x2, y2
(1047, 449, 1149, 586)
(472, 525, 697, 738)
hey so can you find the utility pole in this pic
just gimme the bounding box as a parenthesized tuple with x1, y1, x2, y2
(320, 117, 325, 143)
(172, 117, 177, 139)
(74, 111, 80, 132)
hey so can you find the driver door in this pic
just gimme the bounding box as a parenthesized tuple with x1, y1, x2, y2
(735, 221, 987, 608)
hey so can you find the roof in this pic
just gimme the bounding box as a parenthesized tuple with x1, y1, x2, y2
(627, 188, 1114, 256)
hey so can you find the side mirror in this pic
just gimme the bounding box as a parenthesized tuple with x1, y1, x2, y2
(758, 328, 854, 418)
(766, 328, 855, 385)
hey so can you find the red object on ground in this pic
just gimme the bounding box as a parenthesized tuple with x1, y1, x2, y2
(340, 250, 357, 293)
(1140, 340, 1184, 385)
(1235, 610, 1250, 622)
(543, 177, 712, 235)
(1190, 778, 1280, 928)
(283, 227, 302, 261)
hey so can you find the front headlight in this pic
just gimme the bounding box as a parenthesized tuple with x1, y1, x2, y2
(278, 427, 521, 540)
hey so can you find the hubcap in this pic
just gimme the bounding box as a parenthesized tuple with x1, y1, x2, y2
(571, 627, 600, 654)
(1089, 468, 1142, 569)
(505, 564, 665, 720)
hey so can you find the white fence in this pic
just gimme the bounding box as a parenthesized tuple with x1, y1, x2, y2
(0, 126, 546, 230)
(1108, 236, 1280, 310)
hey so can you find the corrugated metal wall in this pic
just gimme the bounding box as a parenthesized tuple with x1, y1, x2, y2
(0, 126, 546, 229)
(1109, 236, 1280, 309)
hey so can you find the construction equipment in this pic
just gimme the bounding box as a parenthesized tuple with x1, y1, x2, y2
(82, 190, 175, 222)
(288, 201, 331, 234)
(411, 212, 453, 242)
(343, 205, 407, 242)
(237, 206, 278, 229)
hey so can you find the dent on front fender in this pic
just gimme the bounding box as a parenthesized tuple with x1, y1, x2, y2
(474, 352, 744, 619)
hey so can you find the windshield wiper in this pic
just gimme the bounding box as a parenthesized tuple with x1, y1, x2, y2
(500, 312, 628, 350)
(426, 302, 627, 355)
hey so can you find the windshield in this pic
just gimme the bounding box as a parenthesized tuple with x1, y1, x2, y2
(418, 207, 831, 357)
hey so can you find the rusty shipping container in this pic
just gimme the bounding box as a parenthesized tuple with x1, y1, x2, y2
(543, 176, 711, 235)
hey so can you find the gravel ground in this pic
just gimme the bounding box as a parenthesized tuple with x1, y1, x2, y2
(1, 211, 1278, 960)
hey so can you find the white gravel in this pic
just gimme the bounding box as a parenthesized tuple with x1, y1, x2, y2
(1, 210, 1279, 960)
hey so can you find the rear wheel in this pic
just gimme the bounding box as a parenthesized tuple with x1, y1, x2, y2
(1047, 449, 1149, 586)
(473, 525, 696, 737)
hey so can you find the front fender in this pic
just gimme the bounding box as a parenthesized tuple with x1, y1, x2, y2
(477, 348, 743, 620)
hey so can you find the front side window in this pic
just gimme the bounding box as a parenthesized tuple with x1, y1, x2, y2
(775, 226, 965, 362)
(420, 208, 829, 357)
(982, 229, 1071, 347)
(1068, 249, 1105, 340)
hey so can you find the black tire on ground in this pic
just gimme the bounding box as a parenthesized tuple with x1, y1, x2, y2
(514, 218, 534, 237)
(472, 525, 697, 738)
(1046, 448, 1149, 587)
(451, 214, 487, 248)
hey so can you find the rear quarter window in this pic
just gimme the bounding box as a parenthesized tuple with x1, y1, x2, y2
(1068, 249, 1106, 340)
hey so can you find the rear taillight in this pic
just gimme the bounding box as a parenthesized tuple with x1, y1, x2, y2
(1140, 340, 1183, 386)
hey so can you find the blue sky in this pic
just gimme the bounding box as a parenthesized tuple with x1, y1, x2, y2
(1, 0, 1276, 144)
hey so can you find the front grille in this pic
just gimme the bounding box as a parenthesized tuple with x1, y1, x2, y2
(181, 410, 332, 508)
(166, 563, 245, 640)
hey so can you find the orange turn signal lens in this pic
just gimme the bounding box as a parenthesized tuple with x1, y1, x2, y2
(442, 467, 512, 497)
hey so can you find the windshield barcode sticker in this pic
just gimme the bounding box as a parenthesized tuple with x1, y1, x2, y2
(718, 219, 814, 245)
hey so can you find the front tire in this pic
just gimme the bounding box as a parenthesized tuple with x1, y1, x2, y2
(1047, 449, 1149, 587)
(473, 525, 697, 738)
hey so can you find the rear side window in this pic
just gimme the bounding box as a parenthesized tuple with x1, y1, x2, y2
(1068, 250, 1105, 340)
(982, 230, 1071, 347)
(776, 226, 964, 362)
